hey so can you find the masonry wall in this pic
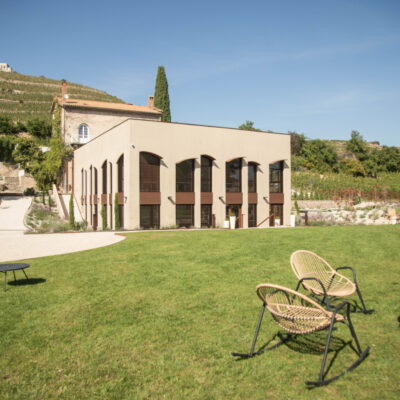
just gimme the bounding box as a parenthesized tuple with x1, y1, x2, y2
(61, 107, 161, 145)
(73, 119, 291, 230)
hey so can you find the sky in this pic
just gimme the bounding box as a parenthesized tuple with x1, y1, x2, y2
(1, 0, 400, 146)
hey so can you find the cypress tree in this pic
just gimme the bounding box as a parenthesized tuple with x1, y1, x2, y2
(114, 193, 120, 230)
(154, 66, 171, 122)
(69, 195, 75, 229)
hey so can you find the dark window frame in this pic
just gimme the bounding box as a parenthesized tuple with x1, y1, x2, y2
(201, 156, 212, 192)
(269, 161, 283, 193)
(140, 152, 160, 192)
(248, 162, 257, 193)
(140, 205, 160, 229)
(226, 158, 242, 193)
(176, 204, 194, 227)
(176, 159, 195, 192)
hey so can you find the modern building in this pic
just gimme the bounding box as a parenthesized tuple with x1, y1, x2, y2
(72, 118, 291, 230)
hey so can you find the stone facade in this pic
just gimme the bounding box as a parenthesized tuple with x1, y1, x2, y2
(0, 63, 12, 72)
(0, 162, 36, 194)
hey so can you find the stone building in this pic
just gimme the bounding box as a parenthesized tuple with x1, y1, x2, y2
(0, 63, 12, 72)
(51, 82, 162, 191)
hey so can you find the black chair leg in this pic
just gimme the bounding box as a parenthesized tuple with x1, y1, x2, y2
(355, 285, 374, 314)
(232, 303, 266, 358)
(306, 303, 370, 386)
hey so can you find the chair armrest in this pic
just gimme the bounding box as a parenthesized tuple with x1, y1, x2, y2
(295, 277, 331, 311)
(336, 266, 358, 285)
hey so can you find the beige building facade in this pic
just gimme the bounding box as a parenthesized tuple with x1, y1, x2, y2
(72, 119, 291, 230)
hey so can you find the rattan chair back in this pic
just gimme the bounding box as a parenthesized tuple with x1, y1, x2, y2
(290, 250, 356, 297)
(256, 283, 343, 335)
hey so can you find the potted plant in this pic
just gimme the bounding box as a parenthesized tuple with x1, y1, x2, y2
(229, 209, 236, 229)
(223, 217, 230, 229)
(275, 217, 281, 226)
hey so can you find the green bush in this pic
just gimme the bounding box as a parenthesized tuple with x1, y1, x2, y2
(23, 187, 36, 196)
(0, 114, 18, 134)
(69, 195, 75, 229)
(0, 135, 17, 162)
(27, 117, 52, 138)
(101, 204, 107, 230)
(114, 193, 120, 230)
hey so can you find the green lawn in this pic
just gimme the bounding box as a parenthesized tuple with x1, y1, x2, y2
(1, 226, 399, 399)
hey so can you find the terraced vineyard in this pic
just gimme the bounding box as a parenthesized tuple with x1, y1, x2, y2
(0, 71, 124, 124)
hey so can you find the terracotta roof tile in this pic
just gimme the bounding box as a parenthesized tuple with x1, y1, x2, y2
(53, 97, 163, 115)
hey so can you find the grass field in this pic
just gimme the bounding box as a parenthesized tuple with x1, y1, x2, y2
(1, 225, 399, 399)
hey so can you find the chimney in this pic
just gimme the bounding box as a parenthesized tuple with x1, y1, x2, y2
(61, 80, 67, 99)
(148, 95, 154, 108)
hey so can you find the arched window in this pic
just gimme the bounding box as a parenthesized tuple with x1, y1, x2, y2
(201, 156, 213, 192)
(78, 124, 89, 143)
(176, 159, 194, 192)
(269, 161, 283, 193)
(140, 152, 161, 192)
(248, 162, 257, 193)
(226, 158, 242, 193)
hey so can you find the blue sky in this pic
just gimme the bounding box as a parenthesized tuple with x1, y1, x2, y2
(2, 0, 399, 145)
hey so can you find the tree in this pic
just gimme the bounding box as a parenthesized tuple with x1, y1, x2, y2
(238, 121, 261, 131)
(154, 66, 171, 122)
(346, 130, 367, 161)
(300, 139, 338, 172)
(289, 131, 305, 155)
(12, 137, 43, 173)
(27, 117, 52, 139)
(339, 159, 366, 177)
(0, 136, 17, 163)
(44, 138, 73, 186)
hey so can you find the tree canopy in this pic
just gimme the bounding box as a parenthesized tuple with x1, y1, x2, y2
(238, 121, 261, 131)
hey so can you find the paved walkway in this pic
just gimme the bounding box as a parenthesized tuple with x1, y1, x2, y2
(0, 231, 125, 262)
(0, 196, 125, 262)
(0, 196, 32, 234)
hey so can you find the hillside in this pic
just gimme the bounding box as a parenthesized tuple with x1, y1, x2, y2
(328, 140, 383, 160)
(0, 71, 124, 124)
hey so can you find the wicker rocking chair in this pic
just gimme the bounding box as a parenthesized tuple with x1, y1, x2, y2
(232, 284, 370, 386)
(290, 250, 374, 314)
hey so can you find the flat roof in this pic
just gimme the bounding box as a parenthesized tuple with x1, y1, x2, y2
(74, 118, 290, 152)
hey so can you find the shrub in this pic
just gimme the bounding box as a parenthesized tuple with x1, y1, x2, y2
(23, 187, 36, 196)
(101, 204, 107, 230)
(0, 136, 17, 163)
(339, 159, 366, 177)
(27, 117, 52, 138)
(69, 195, 75, 229)
(114, 193, 120, 230)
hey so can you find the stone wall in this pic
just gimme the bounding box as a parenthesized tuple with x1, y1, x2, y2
(0, 162, 36, 193)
